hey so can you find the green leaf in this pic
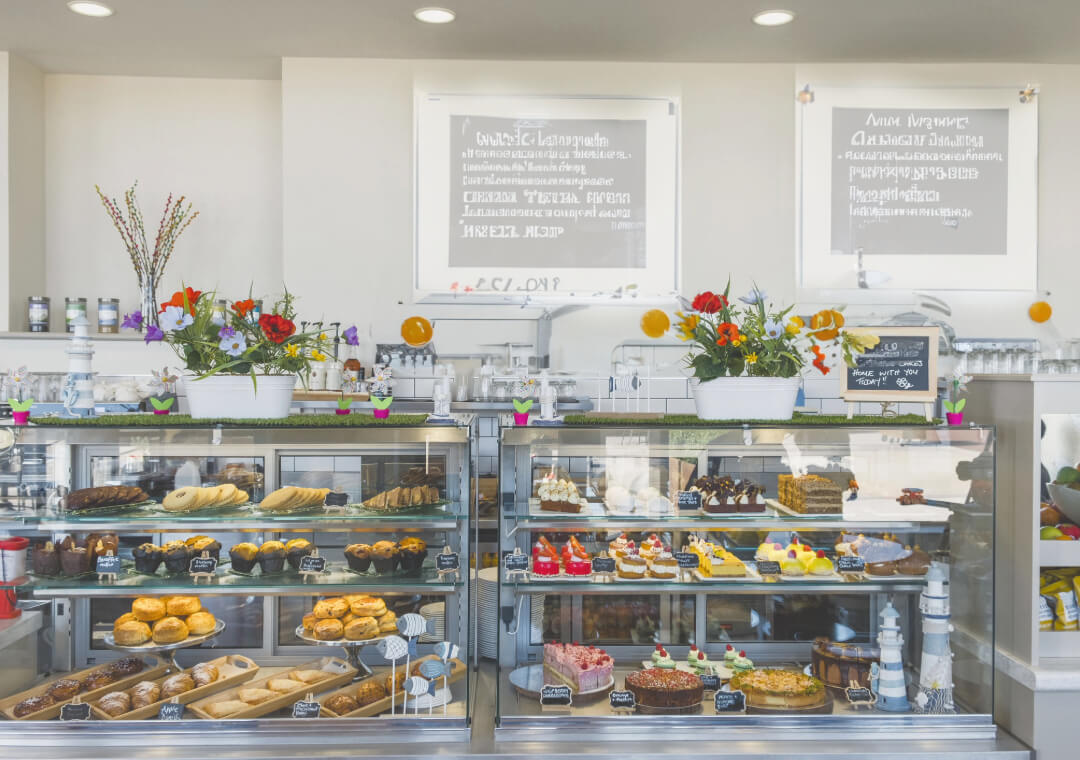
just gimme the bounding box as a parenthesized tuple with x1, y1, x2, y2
(8, 398, 34, 412)
(954, 398, 966, 413)
(372, 395, 394, 410)
(513, 398, 534, 413)
(942, 400, 955, 413)
(149, 397, 175, 411)
(337, 397, 353, 409)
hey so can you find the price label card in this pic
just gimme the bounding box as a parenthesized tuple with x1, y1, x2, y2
(590, 556, 616, 574)
(323, 491, 349, 507)
(714, 689, 746, 713)
(291, 700, 321, 718)
(837, 555, 865, 573)
(698, 674, 720, 691)
(435, 552, 460, 572)
(188, 556, 218, 576)
(676, 490, 703, 511)
(609, 690, 635, 710)
(539, 684, 573, 707)
(298, 555, 327, 573)
(158, 702, 185, 720)
(59, 702, 91, 721)
(756, 560, 781, 576)
(95, 554, 122, 575)
(845, 686, 875, 705)
(674, 551, 699, 569)
(503, 552, 530, 572)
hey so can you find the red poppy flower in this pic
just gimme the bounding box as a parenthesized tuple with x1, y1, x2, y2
(715, 322, 742, 347)
(812, 344, 830, 375)
(692, 291, 726, 314)
(259, 313, 295, 344)
(159, 287, 203, 316)
(232, 299, 255, 318)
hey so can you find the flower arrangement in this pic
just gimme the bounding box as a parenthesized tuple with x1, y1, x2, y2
(371, 394, 394, 419)
(664, 281, 878, 381)
(5, 367, 34, 403)
(7, 397, 33, 425)
(96, 183, 199, 325)
(944, 367, 971, 423)
(122, 285, 350, 387)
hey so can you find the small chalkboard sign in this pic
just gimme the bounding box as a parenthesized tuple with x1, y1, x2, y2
(609, 690, 635, 711)
(95, 552, 122, 580)
(714, 689, 746, 713)
(436, 546, 460, 580)
(757, 560, 781, 577)
(845, 680, 877, 708)
(189, 551, 217, 583)
(676, 490, 702, 512)
(298, 552, 326, 576)
(324, 491, 349, 507)
(698, 674, 721, 691)
(59, 699, 90, 721)
(674, 552, 699, 569)
(503, 550, 530, 572)
(843, 326, 939, 420)
(292, 693, 321, 718)
(158, 699, 185, 720)
(837, 555, 865, 573)
(591, 556, 616, 574)
(540, 684, 573, 707)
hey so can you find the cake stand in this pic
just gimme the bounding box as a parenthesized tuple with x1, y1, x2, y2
(294, 625, 389, 681)
(508, 663, 614, 702)
(103, 619, 225, 673)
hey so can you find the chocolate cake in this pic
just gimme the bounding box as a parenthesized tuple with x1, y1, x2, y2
(625, 667, 703, 709)
(810, 637, 880, 690)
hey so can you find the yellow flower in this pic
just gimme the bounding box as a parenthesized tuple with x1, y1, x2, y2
(311, 349, 327, 362)
(787, 315, 804, 335)
(318, 332, 327, 341)
(746, 352, 758, 364)
(675, 311, 700, 341)
(849, 332, 880, 351)
(284, 343, 300, 358)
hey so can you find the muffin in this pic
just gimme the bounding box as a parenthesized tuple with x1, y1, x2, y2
(344, 544, 372, 573)
(132, 543, 163, 575)
(257, 540, 286, 574)
(90, 534, 119, 566)
(59, 541, 89, 577)
(31, 541, 60, 576)
(228, 543, 259, 574)
(285, 538, 314, 570)
(161, 540, 191, 574)
(370, 541, 399, 574)
(186, 536, 221, 562)
(398, 537, 428, 574)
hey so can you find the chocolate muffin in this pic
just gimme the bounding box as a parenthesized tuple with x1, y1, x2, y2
(187, 536, 221, 562)
(228, 543, 258, 574)
(59, 544, 89, 577)
(31, 541, 60, 576)
(344, 544, 372, 573)
(161, 540, 191, 574)
(257, 540, 286, 574)
(398, 537, 428, 574)
(132, 543, 163, 575)
(370, 541, 399, 574)
(285, 538, 313, 570)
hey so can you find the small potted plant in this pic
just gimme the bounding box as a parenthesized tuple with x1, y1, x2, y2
(944, 368, 972, 426)
(149, 397, 175, 415)
(368, 366, 394, 419)
(336, 396, 353, 416)
(512, 398, 533, 426)
(8, 398, 33, 426)
(371, 395, 393, 420)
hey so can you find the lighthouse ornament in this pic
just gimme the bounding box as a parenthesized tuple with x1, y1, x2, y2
(872, 601, 910, 712)
(62, 316, 96, 418)
(914, 565, 955, 714)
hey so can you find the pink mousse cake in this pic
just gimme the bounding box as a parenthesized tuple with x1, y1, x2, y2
(543, 642, 614, 691)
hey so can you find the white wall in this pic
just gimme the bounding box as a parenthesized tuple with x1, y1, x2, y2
(44, 75, 283, 329)
(7, 54, 45, 332)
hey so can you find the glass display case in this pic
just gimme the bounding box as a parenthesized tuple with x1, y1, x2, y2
(496, 423, 995, 740)
(0, 421, 471, 746)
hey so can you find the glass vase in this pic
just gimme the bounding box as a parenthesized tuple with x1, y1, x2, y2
(140, 282, 159, 330)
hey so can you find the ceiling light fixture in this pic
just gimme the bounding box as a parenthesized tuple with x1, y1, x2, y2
(67, 1, 113, 17)
(414, 7, 456, 24)
(752, 9, 795, 26)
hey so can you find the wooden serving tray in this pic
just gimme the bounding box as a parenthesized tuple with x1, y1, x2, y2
(318, 656, 467, 718)
(0, 655, 168, 721)
(186, 656, 354, 720)
(89, 655, 259, 721)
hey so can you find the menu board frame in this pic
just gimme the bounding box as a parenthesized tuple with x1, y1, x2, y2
(842, 326, 939, 415)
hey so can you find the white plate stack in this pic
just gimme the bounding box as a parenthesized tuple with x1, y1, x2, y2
(477, 567, 499, 659)
(419, 601, 445, 643)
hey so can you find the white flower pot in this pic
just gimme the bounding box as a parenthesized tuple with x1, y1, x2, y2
(182, 375, 296, 419)
(689, 376, 800, 421)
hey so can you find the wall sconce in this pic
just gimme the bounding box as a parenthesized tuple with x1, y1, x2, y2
(796, 85, 814, 104)
(1019, 86, 1039, 103)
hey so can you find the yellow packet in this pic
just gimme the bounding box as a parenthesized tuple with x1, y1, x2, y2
(1053, 590, 1079, 631)
(1041, 578, 1071, 595)
(1039, 594, 1055, 631)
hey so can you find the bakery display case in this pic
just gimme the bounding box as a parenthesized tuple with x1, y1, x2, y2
(0, 421, 471, 745)
(496, 423, 995, 740)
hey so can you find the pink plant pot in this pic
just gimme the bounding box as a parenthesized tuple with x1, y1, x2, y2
(153, 409, 170, 415)
(335, 408, 351, 415)
(513, 412, 530, 426)
(946, 412, 964, 426)
(11, 411, 29, 426)
(373, 408, 390, 419)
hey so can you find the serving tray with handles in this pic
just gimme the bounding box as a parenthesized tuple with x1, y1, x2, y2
(317, 655, 467, 718)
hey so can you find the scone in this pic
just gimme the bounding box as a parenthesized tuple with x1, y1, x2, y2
(348, 596, 386, 617)
(325, 694, 359, 715)
(344, 616, 378, 641)
(314, 597, 348, 619)
(113, 620, 152, 645)
(355, 680, 387, 707)
(376, 610, 397, 633)
(186, 611, 217, 636)
(165, 596, 201, 616)
(152, 616, 189, 644)
(132, 597, 166, 622)
(314, 618, 344, 641)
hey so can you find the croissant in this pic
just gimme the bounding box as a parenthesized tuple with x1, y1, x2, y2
(191, 662, 219, 687)
(130, 681, 160, 709)
(161, 673, 194, 699)
(97, 690, 131, 717)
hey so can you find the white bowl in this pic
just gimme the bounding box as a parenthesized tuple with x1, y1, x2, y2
(1049, 483, 1080, 524)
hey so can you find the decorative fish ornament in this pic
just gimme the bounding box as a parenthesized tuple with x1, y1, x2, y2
(434, 641, 460, 662)
(405, 676, 437, 697)
(396, 613, 431, 638)
(375, 634, 408, 662)
(418, 659, 447, 679)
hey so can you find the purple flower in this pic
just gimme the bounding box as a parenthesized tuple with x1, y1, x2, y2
(144, 325, 164, 344)
(218, 325, 236, 339)
(343, 325, 359, 346)
(121, 310, 143, 330)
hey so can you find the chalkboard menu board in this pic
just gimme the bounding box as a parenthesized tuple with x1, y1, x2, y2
(843, 326, 939, 409)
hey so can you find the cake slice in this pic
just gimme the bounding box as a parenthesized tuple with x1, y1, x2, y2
(543, 642, 614, 691)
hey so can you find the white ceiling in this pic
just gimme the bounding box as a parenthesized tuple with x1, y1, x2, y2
(1, 0, 1078, 79)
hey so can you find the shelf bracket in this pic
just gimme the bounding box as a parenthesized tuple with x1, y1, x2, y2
(503, 522, 520, 540)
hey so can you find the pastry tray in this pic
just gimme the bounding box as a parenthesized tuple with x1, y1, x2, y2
(103, 619, 226, 653)
(88, 655, 259, 720)
(508, 663, 614, 701)
(353, 499, 453, 516)
(0, 654, 169, 721)
(318, 656, 467, 718)
(186, 656, 355, 720)
(765, 499, 843, 518)
(294, 625, 391, 647)
(691, 567, 762, 582)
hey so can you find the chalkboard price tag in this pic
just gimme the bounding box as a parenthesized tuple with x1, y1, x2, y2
(837, 555, 865, 573)
(298, 555, 326, 574)
(59, 701, 91, 721)
(676, 490, 702, 511)
(845, 686, 874, 704)
(324, 491, 349, 508)
(436, 552, 460, 572)
(158, 701, 185, 720)
(591, 556, 616, 574)
(756, 560, 781, 577)
(291, 699, 321, 718)
(609, 690, 635, 711)
(698, 674, 721, 691)
(95, 554, 122, 575)
(714, 689, 746, 713)
(842, 327, 939, 418)
(188, 555, 218, 577)
(674, 552, 699, 569)
(503, 551, 530, 572)
(540, 684, 573, 707)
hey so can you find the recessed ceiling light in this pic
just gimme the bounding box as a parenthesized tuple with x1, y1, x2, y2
(67, 1, 113, 17)
(752, 9, 795, 26)
(414, 7, 455, 24)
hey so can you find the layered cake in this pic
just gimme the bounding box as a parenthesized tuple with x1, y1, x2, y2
(648, 548, 678, 579)
(728, 668, 826, 710)
(616, 550, 647, 579)
(810, 638, 880, 690)
(690, 538, 746, 577)
(734, 479, 766, 512)
(691, 475, 736, 513)
(777, 474, 843, 514)
(625, 667, 704, 709)
(543, 643, 614, 691)
(538, 477, 583, 513)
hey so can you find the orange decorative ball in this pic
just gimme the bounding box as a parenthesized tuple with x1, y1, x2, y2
(401, 316, 433, 347)
(1029, 301, 1052, 323)
(640, 309, 670, 338)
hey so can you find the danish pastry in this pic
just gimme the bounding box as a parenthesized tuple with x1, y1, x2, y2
(161, 673, 194, 699)
(97, 691, 131, 717)
(192, 662, 219, 687)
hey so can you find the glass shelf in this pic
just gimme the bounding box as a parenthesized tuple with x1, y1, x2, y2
(503, 575, 927, 594)
(507, 511, 946, 532)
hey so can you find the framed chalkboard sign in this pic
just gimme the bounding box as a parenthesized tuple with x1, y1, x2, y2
(842, 326, 939, 419)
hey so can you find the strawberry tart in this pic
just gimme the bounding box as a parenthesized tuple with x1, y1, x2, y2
(544, 642, 615, 692)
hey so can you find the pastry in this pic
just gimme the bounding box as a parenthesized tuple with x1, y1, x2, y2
(362, 484, 440, 510)
(259, 486, 300, 512)
(237, 687, 276, 705)
(106, 656, 144, 677)
(113, 620, 152, 645)
(113, 612, 139, 629)
(13, 694, 54, 717)
(59, 542, 88, 576)
(186, 536, 221, 562)
(314, 597, 349, 619)
(132, 597, 167, 622)
(625, 668, 703, 709)
(384, 669, 407, 693)
(537, 476, 583, 513)
(651, 645, 676, 669)
(687, 645, 712, 674)
(325, 694, 359, 715)
(314, 618, 344, 641)
(267, 678, 305, 693)
(897, 545, 932, 575)
(694, 475, 738, 513)
(301, 613, 317, 632)
(781, 550, 805, 576)
(616, 550, 647, 579)
(166, 596, 202, 616)
(285, 538, 313, 570)
(80, 671, 116, 692)
(807, 550, 835, 575)
(132, 543, 163, 575)
(648, 547, 678, 579)
(186, 611, 217, 636)
(777, 474, 843, 514)
(344, 616, 379, 641)
(161, 673, 195, 699)
(130, 681, 161, 709)
(811, 638, 880, 690)
(543, 643, 614, 691)
(204, 700, 247, 718)
(533, 552, 559, 576)
(162, 487, 202, 512)
(97, 691, 131, 717)
(729, 668, 826, 709)
(64, 485, 148, 511)
(257, 540, 286, 574)
(349, 596, 386, 617)
(731, 650, 754, 674)
(228, 543, 259, 574)
(288, 669, 330, 685)
(355, 680, 386, 706)
(370, 541, 399, 574)
(192, 662, 219, 687)
(152, 616, 189, 644)
(46, 678, 82, 701)
(724, 644, 738, 668)
(344, 543, 372, 573)
(161, 540, 192, 574)
(31, 541, 61, 576)
(376, 610, 398, 633)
